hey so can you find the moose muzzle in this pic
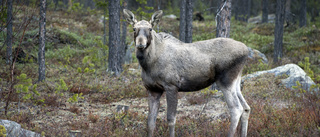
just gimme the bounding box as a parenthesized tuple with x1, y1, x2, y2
(135, 36, 147, 49)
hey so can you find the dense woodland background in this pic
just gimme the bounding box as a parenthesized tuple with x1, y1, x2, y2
(0, 0, 320, 136)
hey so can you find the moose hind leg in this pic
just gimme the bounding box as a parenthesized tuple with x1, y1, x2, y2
(218, 80, 243, 137)
(148, 91, 163, 137)
(166, 88, 178, 137)
(236, 76, 250, 137)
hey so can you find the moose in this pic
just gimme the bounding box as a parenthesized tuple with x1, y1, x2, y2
(123, 9, 250, 137)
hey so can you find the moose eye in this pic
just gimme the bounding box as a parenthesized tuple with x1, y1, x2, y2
(149, 28, 152, 31)
(133, 28, 136, 31)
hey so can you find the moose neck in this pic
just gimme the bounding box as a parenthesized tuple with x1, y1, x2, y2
(136, 31, 163, 71)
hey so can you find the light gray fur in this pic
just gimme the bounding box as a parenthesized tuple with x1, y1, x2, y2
(124, 9, 250, 137)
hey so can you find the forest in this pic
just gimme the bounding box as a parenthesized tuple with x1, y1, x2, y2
(0, 0, 319, 136)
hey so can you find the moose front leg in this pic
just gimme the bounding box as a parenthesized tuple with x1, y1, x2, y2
(166, 88, 178, 137)
(148, 90, 163, 137)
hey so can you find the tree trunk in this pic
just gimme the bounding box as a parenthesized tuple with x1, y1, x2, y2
(68, 0, 72, 9)
(103, 8, 107, 69)
(108, 0, 123, 76)
(273, 0, 286, 63)
(285, 0, 291, 24)
(235, 0, 244, 21)
(39, 0, 46, 81)
(54, 0, 58, 10)
(157, 0, 161, 10)
(6, 0, 13, 64)
(246, 0, 251, 21)
(299, 0, 307, 27)
(85, 0, 95, 9)
(262, 0, 268, 23)
(234, 0, 250, 22)
(63, 0, 68, 9)
(185, 0, 193, 43)
(25, 0, 30, 6)
(179, 0, 193, 43)
(121, 0, 129, 65)
(103, 8, 107, 46)
(179, 0, 186, 42)
(216, 0, 232, 38)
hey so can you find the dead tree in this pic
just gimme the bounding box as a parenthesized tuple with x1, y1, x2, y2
(216, 0, 232, 38)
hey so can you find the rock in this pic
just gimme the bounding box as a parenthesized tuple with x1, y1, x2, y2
(247, 47, 268, 64)
(242, 64, 318, 93)
(0, 119, 41, 137)
(248, 14, 275, 24)
(69, 130, 81, 137)
(116, 105, 129, 113)
(163, 14, 177, 19)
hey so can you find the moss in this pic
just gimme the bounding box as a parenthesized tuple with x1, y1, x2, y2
(0, 124, 7, 137)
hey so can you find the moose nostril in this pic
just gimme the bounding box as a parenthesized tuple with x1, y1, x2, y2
(136, 45, 146, 49)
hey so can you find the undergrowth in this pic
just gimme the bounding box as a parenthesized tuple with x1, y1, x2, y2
(0, 5, 319, 137)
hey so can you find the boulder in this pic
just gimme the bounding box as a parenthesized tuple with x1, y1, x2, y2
(247, 47, 268, 64)
(0, 119, 41, 137)
(163, 14, 177, 19)
(117, 105, 129, 113)
(248, 14, 275, 24)
(242, 64, 318, 93)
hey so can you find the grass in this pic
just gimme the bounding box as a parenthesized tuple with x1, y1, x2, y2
(0, 6, 319, 136)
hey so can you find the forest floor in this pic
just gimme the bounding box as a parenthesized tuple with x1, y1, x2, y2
(0, 6, 320, 136)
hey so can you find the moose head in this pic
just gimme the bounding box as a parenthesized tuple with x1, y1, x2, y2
(123, 9, 163, 49)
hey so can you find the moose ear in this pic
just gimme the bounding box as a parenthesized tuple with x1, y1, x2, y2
(123, 9, 137, 25)
(150, 10, 163, 27)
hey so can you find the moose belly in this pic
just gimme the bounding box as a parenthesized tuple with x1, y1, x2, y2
(178, 76, 215, 91)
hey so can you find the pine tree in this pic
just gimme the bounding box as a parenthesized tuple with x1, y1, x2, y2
(108, 0, 123, 76)
(39, 0, 46, 81)
(273, 0, 286, 63)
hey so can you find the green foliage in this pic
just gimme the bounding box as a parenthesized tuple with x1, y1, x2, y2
(298, 57, 320, 81)
(14, 73, 44, 104)
(2, 4, 320, 136)
(55, 79, 68, 97)
(57, 1, 65, 9)
(67, 93, 84, 103)
(46, 45, 83, 63)
(94, 0, 108, 9)
(292, 81, 307, 93)
(47, 0, 56, 9)
(200, 88, 218, 97)
(53, 29, 94, 47)
(68, 2, 84, 13)
(133, 0, 154, 20)
(192, 32, 215, 42)
(85, 37, 108, 68)
(79, 56, 96, 74)
(297, 57, 320, 92)
(0, 125, 6, 137)
(0, 6, 7, 23)
(243, 59, 270, 75)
